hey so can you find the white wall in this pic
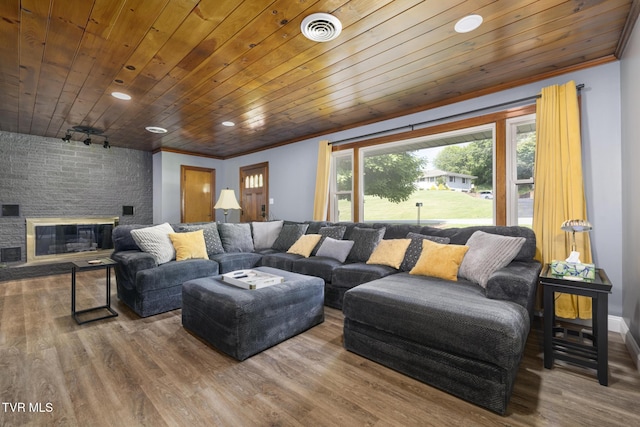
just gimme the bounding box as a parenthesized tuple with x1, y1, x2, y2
(154, 62, 626, 317)
(621, 21, 640, 345)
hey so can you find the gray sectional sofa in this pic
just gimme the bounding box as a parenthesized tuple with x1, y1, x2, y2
(110, 219, 541, 414)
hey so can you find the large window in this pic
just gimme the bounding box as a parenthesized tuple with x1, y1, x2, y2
(330, 107, 536, 226)
(357, 125, 495, 228)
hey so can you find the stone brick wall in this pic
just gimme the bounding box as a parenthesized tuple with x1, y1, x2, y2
(0, 131, 152, 264)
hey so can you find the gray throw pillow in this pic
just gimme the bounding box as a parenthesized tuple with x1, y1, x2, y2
(130, 222, 175, 265)
(400, 232, 451, 272)
(175, 223, 225, 256)
(312, 225, 347, 255)
(347, 227, 385, 262)
(218, 223, 254, 253)
(458, 230, 526, 288)
(271, 223, 309, 251)
(316, 237, 355, 263)
(251, 220, 284, 250)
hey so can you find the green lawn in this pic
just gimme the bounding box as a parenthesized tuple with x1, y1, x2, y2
(340, 189, 494, 226)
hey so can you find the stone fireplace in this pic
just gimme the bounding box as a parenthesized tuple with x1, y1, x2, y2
(26, 217, 119, 263)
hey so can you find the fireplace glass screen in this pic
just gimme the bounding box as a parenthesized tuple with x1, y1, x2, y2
(34, 224, 114, 256)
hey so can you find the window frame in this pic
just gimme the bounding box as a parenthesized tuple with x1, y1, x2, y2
(506, 113, 536, 226)
(330, 149, 354, 222)
(331, 104, 536, 224)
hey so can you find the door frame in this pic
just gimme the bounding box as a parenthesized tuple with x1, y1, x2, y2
(180, 165, 216, 223)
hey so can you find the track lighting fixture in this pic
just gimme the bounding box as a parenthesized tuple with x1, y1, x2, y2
(62, 125, 112, 148)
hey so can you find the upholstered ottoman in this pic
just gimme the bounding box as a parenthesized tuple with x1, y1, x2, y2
(182, 267, 324, 360)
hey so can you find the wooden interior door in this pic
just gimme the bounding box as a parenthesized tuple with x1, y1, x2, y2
(240, 162, 268, 222)
(181, 166, 215, 223)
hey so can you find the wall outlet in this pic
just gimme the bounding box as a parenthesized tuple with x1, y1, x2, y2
(269, 198, 274, 205)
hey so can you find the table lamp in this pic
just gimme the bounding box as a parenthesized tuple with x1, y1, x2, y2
(561, 219, 592, 263)
(214, 188, 241, 222)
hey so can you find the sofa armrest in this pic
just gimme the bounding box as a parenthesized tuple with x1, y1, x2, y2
(485, 260, 542, 314)
(111, 250, 157, 290)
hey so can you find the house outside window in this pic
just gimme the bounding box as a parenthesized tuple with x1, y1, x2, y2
(356, 124, 495, 227)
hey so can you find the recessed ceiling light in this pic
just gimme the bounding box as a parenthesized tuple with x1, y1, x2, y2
(222, 121, 235, 127)
(145, 126, 167, 134)
(454, 14, 483, 33)
(111, 92, 132, 100)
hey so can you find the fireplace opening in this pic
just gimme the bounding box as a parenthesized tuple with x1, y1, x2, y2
(26, 217, 119, 262)
(34, 224, 113, 256)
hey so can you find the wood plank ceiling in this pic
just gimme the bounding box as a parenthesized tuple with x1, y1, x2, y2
(0, 0, 637, 158)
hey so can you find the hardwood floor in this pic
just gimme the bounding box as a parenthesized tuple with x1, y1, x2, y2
(1, 271, 639, 426)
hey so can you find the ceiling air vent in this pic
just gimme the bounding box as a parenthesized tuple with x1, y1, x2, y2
(301, 13, 342, 42)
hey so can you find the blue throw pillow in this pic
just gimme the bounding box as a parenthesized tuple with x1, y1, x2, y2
(218, 223, 254, 253)
(271, 223, 309, 251)
(347, 227, 385, 262)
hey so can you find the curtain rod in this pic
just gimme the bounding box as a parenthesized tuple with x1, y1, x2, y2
(331, 83, 584, 146)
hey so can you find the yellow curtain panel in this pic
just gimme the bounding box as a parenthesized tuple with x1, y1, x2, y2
(533, 81, 593, 319)
(313, 140, 332, 221)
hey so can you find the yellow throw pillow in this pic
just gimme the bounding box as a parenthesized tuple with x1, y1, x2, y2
(169, 229, 209, 261)
(366, 239, 411, 269)
(287, 234, 322, 257)
(410, 239, 469, 281)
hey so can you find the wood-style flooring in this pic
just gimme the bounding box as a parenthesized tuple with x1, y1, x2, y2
(1, 270, 639, 426)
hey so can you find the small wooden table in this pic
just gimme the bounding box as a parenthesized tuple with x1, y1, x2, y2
(539, 265, 612, 385)
(71, 258, 118, 325)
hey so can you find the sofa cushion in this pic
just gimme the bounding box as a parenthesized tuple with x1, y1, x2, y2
(315, 237, 354, 262)
(169, 230, 209, 261)
(342, 273, 530, 369)
(332, 263, 398, 289)
(175, 223, 224, 255)
(251, 220, 284, 250)
(348, 227, 386, 262)
(400, 232, 451, 272)
(272, 223, 309, 251)
(130, 222, 176, 264)
(260, 252, 304, 271)
(287, 234, 322, 257)
(410, 239, 468, 281)
(112, 224, 149, 252)
(219, 223, 254, 253)
(366, 239, 411, 269)
(292, 256, 344, 282)
(209, 252, 263, 274)
(458, 231, 526, 288)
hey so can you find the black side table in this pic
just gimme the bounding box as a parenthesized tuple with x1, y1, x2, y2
(539, 264, 612, 385)
(71, 258, 119, 325)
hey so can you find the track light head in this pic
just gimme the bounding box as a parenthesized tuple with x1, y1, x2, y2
(62, 130, 72, 142)
(83, 136, 92, 146)
(103, 139, 110, 149)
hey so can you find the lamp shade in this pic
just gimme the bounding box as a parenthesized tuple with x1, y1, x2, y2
(561, 219, 593, 232)
(214, 189, 241, 210)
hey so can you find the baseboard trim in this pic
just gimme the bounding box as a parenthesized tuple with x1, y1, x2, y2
(610, 315, 640, 373)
